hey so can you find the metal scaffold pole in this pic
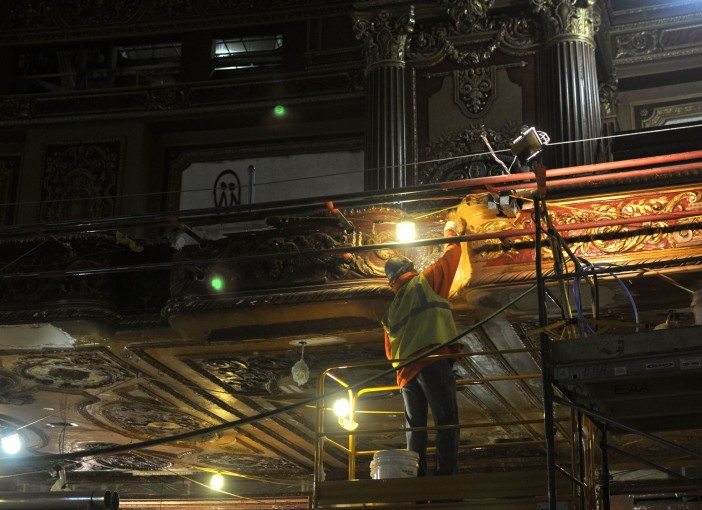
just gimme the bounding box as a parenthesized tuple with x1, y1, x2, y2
(535, 192, 558, 510)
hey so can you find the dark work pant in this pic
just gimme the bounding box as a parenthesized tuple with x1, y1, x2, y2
(401, 358, 459, 476)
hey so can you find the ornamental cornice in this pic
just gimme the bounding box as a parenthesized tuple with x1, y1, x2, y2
(0, 0, 353, 45)
(611, 15, 702, 64)
(0, 70, 364, 126)
(608, 10, 702, 34)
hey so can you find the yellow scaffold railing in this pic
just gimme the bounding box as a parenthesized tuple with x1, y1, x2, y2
(314, 349, 552, 482)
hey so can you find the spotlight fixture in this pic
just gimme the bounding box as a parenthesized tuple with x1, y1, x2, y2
(1, 430, 21, 455)
(510, 126, 550, 164)
(396, 221, 416, 243)
(209, 473, 225, 491)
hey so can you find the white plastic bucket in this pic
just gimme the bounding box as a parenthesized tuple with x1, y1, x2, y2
(369, 449, 419, 479)
(692, 290, 702, 326)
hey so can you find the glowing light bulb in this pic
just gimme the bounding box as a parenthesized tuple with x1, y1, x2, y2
(210, 473, 224, 491)
(396, 221, 416, 243)
(1, 432, 21, 455)
(332, 398, 350, 419)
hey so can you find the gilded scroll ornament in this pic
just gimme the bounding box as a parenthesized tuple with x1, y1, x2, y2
(454, 67, 495, 117)
(614, 31, 660, 59)
(530, 0, 599, 43)
(408, 23, 505, 66)
(353, 8, 415, 68)
(443, 0, 495, 31)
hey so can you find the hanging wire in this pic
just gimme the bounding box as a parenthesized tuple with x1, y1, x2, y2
(0, 122, 699, 212)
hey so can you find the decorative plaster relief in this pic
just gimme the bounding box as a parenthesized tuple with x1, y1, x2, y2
(56, 0, 142, 26)
(0, 372, 34, 405)
(15, 351, 131, 389)
(82, 442, 173, 471)
(453, 67, 496, 117)
(613, 16, 702, 63)
(0, 156, 20, 225)
(187, 346, 391, 397)
(40, 141, 121, 222)
(100, 400, 212, 437)
(637, 99, 702, 128)
(530, 0, 599, 43)
(353, 8, 415, 67)
(198, 452, 306, 475)
(465, 190, 702, 285)
(420, 122, 520, 184)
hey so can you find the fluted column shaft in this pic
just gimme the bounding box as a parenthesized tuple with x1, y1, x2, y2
(533, 0, 601, 167)
(354, 7, 415, 190)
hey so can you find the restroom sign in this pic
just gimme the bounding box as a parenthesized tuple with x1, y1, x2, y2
(213, 169, 241, 208)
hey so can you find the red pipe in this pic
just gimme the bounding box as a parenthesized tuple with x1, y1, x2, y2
(490, 161, 702, 193)
(440, 150, 702, 191)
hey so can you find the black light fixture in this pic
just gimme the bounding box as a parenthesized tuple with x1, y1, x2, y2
(511, 126, 549, 165)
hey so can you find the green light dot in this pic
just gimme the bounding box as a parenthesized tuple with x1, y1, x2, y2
(273, 105, 286, 117)
(210, 276, 224, 292)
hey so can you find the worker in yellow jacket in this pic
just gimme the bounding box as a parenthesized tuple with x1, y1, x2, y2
(382, 219, 463, 476)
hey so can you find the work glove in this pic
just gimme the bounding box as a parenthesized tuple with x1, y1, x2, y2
(444, 216, 466, 236)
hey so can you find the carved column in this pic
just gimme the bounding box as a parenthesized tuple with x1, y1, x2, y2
(532, 0, 601, 168)
(354, 6, 415, 190)
(599, 75, 619, 162)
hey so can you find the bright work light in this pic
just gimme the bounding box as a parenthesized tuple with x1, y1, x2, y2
(1, 431, 21, 455)
(209, 473, 224, 491)
(396, 221, 416, 243)
(332, 398, 351, 419)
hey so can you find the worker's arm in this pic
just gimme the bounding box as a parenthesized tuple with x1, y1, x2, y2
(422, 221, 463, 299)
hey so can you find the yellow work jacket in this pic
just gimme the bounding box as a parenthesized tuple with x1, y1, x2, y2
(382, 274, 457, 367)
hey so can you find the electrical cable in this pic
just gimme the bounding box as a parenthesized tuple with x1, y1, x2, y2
(21, 278, 540, 464)
(6, 215, 702, 281)
(575, 262, 641, 332)
(0, 122, 700, 212)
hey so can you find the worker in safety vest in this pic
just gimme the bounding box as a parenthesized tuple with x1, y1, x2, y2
(382, 219, 463, 476)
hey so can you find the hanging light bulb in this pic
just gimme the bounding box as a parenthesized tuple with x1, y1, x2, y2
(291, 341, 309, 386)
(1, 430, 21, 455)
(209, 472, 224, 491)
(396, 221, 416, 243)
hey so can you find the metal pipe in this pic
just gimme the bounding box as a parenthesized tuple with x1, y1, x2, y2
(0, 491, 118, 510)
(322, 417, 570, 438)
(490, 160, 702, 194)
(248, 165, 255, 206)
(600, 424, 610, 510)
(438, 150, 702, 190)
(554, 398, 702, 460)
(535, 194, 558, 510)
